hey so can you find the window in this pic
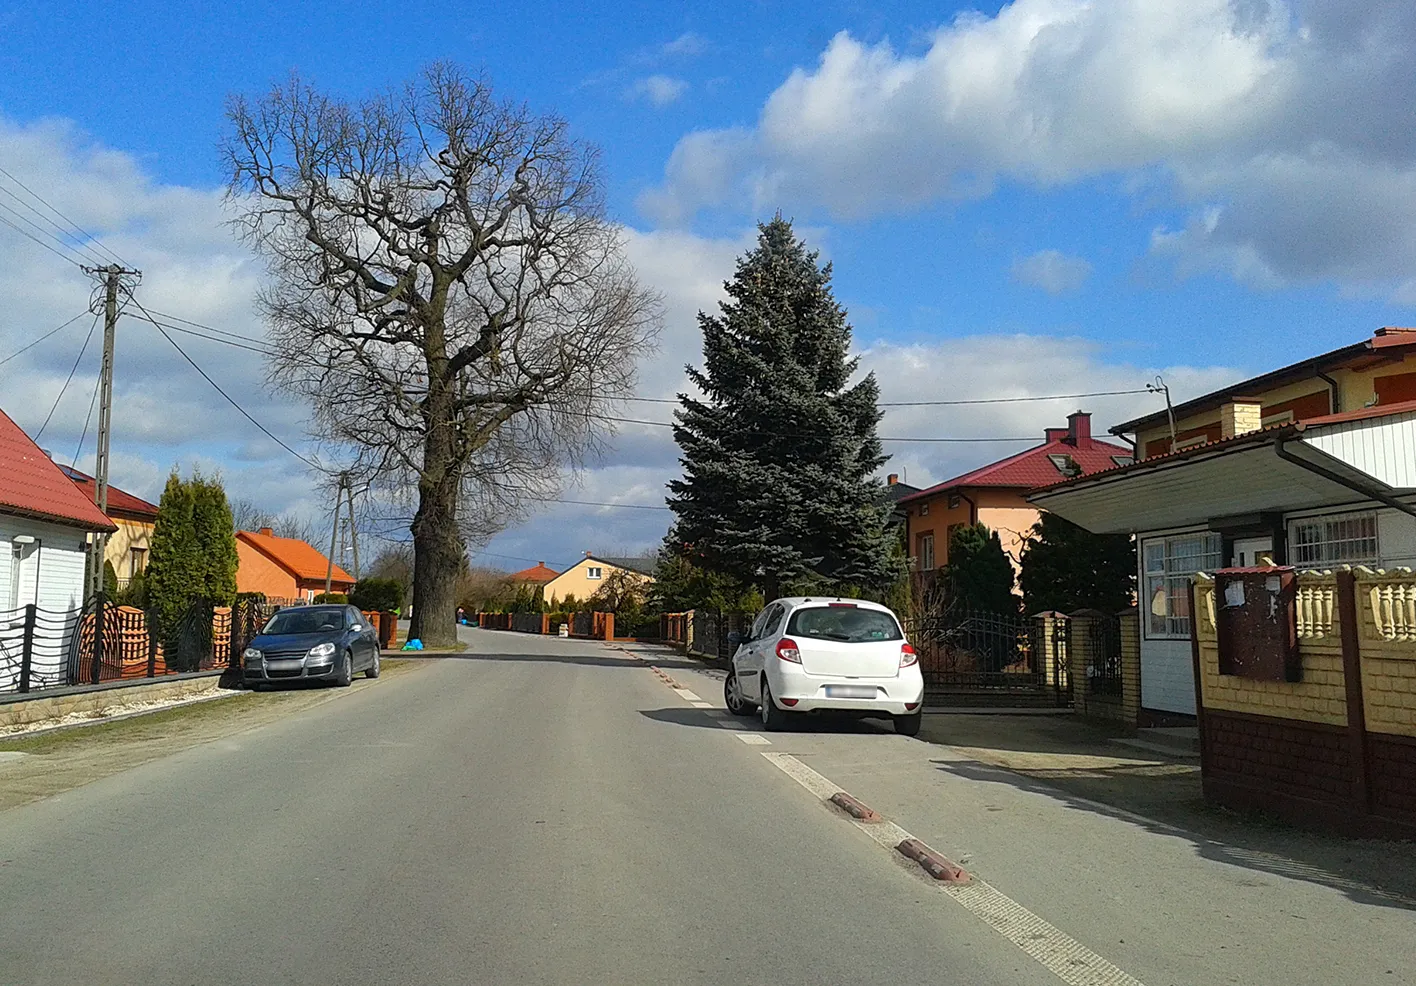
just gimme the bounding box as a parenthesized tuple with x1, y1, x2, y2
(129, 547, 147, 576)
(1048, 453, 1080, 477)
(1143, 533, 1223, 638)
(762, 604, 786, 638)
(947, 494, 961, 510)
(787, 605, 903, 642)
(8, 539, 39, 610)
(1110, 454, 1134, 468)
(917, 533, 935, 571)
(919, 502, 930, 516)
(586, 566, 603, 580)
(1289, 512, 1379, 568)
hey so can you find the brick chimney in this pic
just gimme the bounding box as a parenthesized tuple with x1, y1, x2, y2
(1220, 399, 1263, 439)
(887, 473, 899, 485)
(1044, 426, 1069, 443)
(1066, 411, 1092, 448)
(259, 526, 274, 536)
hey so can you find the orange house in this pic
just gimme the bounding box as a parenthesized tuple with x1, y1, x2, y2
(235, 527, 355, 602)
(897, 412, 1133, 573)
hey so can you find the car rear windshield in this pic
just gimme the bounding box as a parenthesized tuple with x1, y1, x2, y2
(786, 605, 902, 643)
(263, 609, 344, 635)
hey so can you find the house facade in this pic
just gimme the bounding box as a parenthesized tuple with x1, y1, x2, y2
(543, 553, 654, 607)
(896, 412, 1133, 573)
(1033, 329, 1416, 719)
(60, 465, 159, 586)
(236, 527, 355, 603)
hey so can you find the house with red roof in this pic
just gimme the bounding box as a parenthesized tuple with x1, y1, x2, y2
(509, 561, 559, 586)
(0, 407, 114, 627)
(59, 464, 159, 589)
(896, 412, 1133, 573)
(236, 527, 355, 603)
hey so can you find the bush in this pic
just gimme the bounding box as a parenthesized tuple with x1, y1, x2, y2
(349, 577, 404, 613)
(313, 592, 348, 604)
(946, 523, 1018, 614)
(116, 568, 148, 608)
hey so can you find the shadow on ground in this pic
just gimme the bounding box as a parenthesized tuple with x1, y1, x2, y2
(639, 707, 893, 735)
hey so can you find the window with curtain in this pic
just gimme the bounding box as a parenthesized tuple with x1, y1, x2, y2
(1289, 512, 1379, 568)
(1143, 533, 1223, 638)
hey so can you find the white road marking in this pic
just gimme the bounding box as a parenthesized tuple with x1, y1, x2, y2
(690, 701, 714, 708)
(761, 752, 1145, 986)
(735, 733, 772, 745)
(674, 689, 702, 701)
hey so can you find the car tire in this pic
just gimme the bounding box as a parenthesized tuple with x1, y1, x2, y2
(894, 711, 923, 737)
(336, 651, 354, 688)
(365, 650, 381, 679)
(724, 670, 754, 716)
(759, 676, 792, 732)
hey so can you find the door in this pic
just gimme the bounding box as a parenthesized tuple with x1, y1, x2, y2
(347, 607, 373, 669)
(735, 605, 779, 702)
(1233, 537, 1274, 568)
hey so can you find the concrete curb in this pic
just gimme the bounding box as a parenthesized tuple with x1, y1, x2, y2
(830, 792, 882, 822)
(896, 837, 970, 883)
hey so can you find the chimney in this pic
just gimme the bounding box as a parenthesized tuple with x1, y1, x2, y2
(538, 561, 545, 566)
(1066, 411, 1092, 447)
(1220, 399, 1263, 439)
(1044, 426, 1069, 443)
(259, 526, 274, 536)
(887, 473, 899, 486)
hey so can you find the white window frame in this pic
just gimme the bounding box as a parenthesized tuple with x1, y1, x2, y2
(586, 566, 603, 580)
(1288, 511, 1379, 569)
(919, 502, 929, 516)
(918, 533, 935, 571)
(1142, 532, 1222, 640)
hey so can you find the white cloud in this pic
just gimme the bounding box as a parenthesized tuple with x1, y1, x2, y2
(1011, 249, 1093, 294)
(641, 0, 1416, 297)
(628, 75, 690, 108)
(660, 32, 708, 58)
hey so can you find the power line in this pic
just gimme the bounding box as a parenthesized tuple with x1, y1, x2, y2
(125, 295, 320, 470)
(603, 414, 1036, 443)
(533, 496, 670, 511)
(70, 364, 101, 470)
(142, 307, 270, 347)
(0, 164, 129, 267)
(622, 388, 1155, 407)
(0, 210, 86, 268)
(0, 187, 109, 267)
(35, 313, 99, 441)
(0, 311, 89, 367)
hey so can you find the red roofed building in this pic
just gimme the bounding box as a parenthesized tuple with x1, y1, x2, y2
(0, 406, 114, 615)
(509, 561, 559, 586)
(236, 527, 356, 603)
(60, 465, 159, 588)
(896, 412, 1133, 573)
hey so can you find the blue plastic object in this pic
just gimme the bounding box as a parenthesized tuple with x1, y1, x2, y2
(402, 638, 424, 651)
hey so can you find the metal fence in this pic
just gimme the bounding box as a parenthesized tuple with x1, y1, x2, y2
(0, 604, 81, 693)
(1085, 614, 1123, 696)
(903, 605, 1069, 706)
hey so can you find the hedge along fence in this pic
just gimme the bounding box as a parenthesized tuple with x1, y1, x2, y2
(477, 610, 617, 641)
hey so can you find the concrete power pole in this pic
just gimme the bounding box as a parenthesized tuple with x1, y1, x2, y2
(82, 263, 141, 599)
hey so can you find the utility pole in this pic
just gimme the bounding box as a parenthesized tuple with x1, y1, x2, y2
(82, 263, 141, 599)
(324, 472, 346, 598)
(345, 482, 361, 580)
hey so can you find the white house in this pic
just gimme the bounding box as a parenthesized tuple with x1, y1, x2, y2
(0, 406, 116, 689)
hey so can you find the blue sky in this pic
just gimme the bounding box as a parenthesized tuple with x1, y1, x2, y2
(0, 0, 1413, 573)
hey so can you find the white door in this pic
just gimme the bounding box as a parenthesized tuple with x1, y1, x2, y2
(1233, 536, 1274, 568)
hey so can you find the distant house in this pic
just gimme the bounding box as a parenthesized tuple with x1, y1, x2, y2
(509, 561, 559, 587)
(236, 527, 355, 603)
(884, 472, 921, 525)
(0, 407, 114, 618)
(543, 552, 655, 607)
(59, 465, 158, 588)
(896, 412, 1133, 573)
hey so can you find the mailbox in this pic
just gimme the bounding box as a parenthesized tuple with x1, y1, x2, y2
(1213, 566, 1300, 682)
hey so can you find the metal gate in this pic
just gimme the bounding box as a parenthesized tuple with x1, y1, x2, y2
(904, 606, 1071, 707)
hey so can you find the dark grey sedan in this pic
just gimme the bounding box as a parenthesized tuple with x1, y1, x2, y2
(241, 604, 381, 689)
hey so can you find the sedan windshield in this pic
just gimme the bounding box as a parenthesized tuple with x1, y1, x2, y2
(262, 609, 344, 635)
(787, 606, 902, 642)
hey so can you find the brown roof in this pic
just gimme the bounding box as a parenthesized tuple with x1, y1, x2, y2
(237, 528, 354, 585)
(0, 407, 115, 532)
(59, 464, 159, 520)
(510, 562, 559, 584)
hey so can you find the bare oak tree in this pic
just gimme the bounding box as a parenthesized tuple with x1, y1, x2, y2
(223, 65, 660, 646)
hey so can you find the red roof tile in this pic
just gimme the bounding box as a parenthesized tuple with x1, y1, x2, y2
(0, 407, 115, 531)
(897, 437, 1134, 503)
(59, 465, 159, 520)
(510, 562, 559, 584)
(237, 529, 354, 585)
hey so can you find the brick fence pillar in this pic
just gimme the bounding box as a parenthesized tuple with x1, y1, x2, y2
(1118, 608, 1141, 731)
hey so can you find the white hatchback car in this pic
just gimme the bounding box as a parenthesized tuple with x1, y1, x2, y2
(723, 597, 925, 734)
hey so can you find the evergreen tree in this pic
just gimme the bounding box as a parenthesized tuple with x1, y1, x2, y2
(1020, 513, 1136, 615)
(946, 524, 1018, 614)
(191, 474, 238, 605)
(146, 471, 202, 635)
(667, 217, 900, 600)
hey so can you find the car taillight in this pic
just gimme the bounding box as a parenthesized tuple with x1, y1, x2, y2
(900, 642, 918, 668)
(776, 638, 802, 663)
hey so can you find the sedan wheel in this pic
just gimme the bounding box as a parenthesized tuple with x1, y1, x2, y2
(759, 677, 792, 732)
(365, 650, 381, 679)
(336, 651, 354, 688)
(724, 671, 754, 717)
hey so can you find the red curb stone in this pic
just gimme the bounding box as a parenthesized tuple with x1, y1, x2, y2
(895, 838, 969, 883)
(830, 792, 882, 822)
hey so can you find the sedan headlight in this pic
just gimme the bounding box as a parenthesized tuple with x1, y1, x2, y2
(242, 648, 262, 663)
(306, 642, 336, 661)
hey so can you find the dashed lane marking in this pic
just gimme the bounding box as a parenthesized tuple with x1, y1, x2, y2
(690, 701, 714, 709)
(675, 689, 703, 701)
(761, 752, 1145, 986)
(735, 733, 772, 745)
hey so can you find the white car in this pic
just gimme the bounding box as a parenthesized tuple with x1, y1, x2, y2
(723, 597, 925, 735)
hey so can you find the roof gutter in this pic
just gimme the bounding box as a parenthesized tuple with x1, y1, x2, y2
(1274, 438, 1416, 521)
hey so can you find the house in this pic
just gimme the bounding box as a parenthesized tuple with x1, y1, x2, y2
(1031, 327, 1416, 720)
(896, 412, 1133, 572)
(59, 465, 159, 587)
(883, 472, 921, 526)
(0, 408, 114, 618)
(235, 527, 355, 603)
(543, 552, 655, 607)
(509, 561, 559, 587)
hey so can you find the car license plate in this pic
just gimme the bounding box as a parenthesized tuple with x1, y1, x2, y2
(825, 685, 876, 699)
(267, 659, 302, 672)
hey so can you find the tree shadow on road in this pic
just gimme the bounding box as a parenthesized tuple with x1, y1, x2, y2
(934, 757, 1416, 912)
(639, 707, 892, 735)
(435, 652, 646, 669)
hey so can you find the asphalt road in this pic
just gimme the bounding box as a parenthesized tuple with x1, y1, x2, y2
(0, 630, 1060, 986)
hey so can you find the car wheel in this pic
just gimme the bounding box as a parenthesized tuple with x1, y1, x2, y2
(724, 670, 754, 716)
(759, 676, 792, 732)
(365, 650, 381, 679)
(894, 711, 923, 737)
(336, 651, 354, 688)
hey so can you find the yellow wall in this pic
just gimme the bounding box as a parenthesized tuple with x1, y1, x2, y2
(1136, 350, 1416, 456)
(544, 559, 651, 606)
(103, 518, 153, 580)
(905, 487, 1040, 570)
(1358, 573, 1416, 738)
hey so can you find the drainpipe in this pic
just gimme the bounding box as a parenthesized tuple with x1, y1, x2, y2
(1274, 439, 1416, 521)
(1316, 370, 1341, 414)
(959, 490, 979, 526)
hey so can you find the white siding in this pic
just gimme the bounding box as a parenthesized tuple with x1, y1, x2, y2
(1303, 410, 1416, 489)
(1140, 638, 1196, 715)
(0, 515, 91, 691)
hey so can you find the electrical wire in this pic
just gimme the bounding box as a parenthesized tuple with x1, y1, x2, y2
(0, 210, 86, 268)
(0, 311, 89, 367)
(532, 497, 670, 511)
(626, 388, 1155, 407)
(35, 313, 99, 441)
(0, 164, 129, 267)
(142, 307, 271, 347)
(603, 414, 1036, 443)
(70, 365, 101, 470)
(0, 189, 109, 267)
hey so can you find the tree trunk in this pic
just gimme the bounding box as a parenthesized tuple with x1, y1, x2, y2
(409, 481, 461, 648)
